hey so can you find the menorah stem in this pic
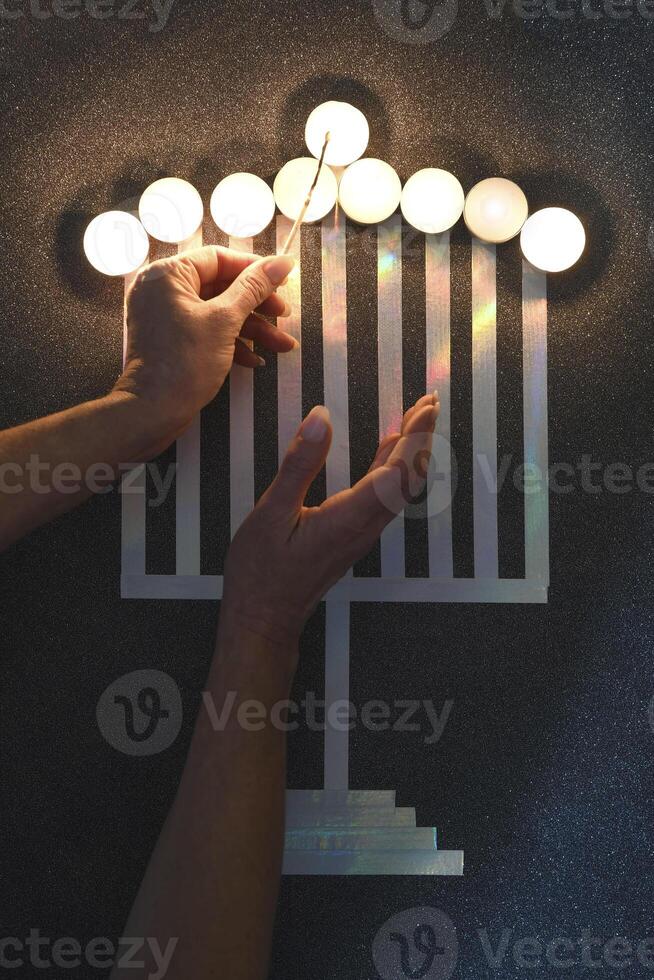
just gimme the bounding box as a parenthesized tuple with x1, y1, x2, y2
(176, 227, 204, 575)
(276, 217, 302, 456)
(471, 238, 499, 579)
(426, 231, 454, 578)
(321, 211, 351, 791)
(378, 214, 405, 577)
(121, 267, 146, 577)
(324, 601, 350, 790)
(229, 236, 255, 537)
(522, 262, 549, 583)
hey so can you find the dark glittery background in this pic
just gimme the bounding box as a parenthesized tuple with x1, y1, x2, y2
(1, 1, 654, 977)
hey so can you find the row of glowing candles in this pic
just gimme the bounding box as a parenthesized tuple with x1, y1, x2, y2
(83, 100, 586, 279)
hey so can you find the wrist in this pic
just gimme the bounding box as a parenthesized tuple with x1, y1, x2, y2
(104, 388, 185, 462)
(111, 370, 193, 445)
(217, 602, 301, 674)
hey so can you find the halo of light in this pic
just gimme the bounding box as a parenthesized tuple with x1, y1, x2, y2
(520, 207, 586, 272)
(305, 101, 370, 168)
(138, 177, 204, 244)
(210, 173, 276, 238)
(400, 168, 465, 234)
(83, 211, 149, 277)
(273, 157, 338, 223)
(338, 159, 402, 225)
(464, 177, 528, 243)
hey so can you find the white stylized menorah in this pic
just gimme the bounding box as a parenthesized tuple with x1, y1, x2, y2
(120, 211, 549, 876)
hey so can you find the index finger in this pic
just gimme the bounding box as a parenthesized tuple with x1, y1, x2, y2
(178, 244, 260, 289)
(177, 245, 290, 318)
(334, 400, 439, 531)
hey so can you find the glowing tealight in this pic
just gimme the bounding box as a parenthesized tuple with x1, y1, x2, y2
(210, 173, 276, 238)
(273, 157, 338, 223)
(520, 207, 586, 272)
(138, 177, 204, 244)
(401, 168, 464, 234)
(338, 159, 402, 225)
(464, 177, 528, 243)
(83, 211, 149, 277)
(305, 101, 370, 168)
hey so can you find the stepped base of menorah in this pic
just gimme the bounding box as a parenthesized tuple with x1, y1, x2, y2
(282, 790, 463, 876)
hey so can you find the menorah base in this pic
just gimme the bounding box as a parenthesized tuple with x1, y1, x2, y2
(282, 791, 464, 876)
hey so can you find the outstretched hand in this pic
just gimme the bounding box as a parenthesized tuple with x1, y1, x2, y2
(115, 246, 297, 449)
(222, 393, 440, 647)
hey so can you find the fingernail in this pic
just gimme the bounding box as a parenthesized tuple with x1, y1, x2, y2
(301, 405, 330, 443)
(262, 255, 296, 287)
(255, 354, 266, 367)
(291, 338, 300, 350)
(279, 302, 292, 318)
(432, 389, 439, 404)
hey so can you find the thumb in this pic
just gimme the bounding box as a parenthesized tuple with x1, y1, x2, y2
(214, 254, 296, 324)
(262, 406, 332, 515)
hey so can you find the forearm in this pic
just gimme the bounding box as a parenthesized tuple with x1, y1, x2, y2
(0, 391, 176, 550)
(112, 612, 299, 980)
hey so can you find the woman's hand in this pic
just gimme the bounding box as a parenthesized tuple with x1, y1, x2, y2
(114, 246, 297, 449)
(221, 393, 440, 649)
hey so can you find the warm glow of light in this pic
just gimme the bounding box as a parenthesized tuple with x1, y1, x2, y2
(273, 157, 338, 222)
(472, 299, 497, 338)
(210, 173, 275, 238)
(138, 177, 204, 244)
(83, 211, 149, 276)
(338, 159, 402, 225)
(401, 168, 464, 234)
(520, 207, 586, 272)
(464, 177, 528, 243)
(305, 101, 369, 167)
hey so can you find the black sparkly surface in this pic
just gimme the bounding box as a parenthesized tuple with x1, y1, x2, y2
(1, 1, 654, 977)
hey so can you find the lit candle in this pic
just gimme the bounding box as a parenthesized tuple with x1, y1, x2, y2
(210, 173, 276, 238)
(273, 157, 338, 223)
(520, 207, 586, 272)
(401, 168, 464, 234)
(138, 177, 204, 244)
(338, 159, 402, 225)
(83, 210, 149, 276)
(464, 177, 528, 244)
(305, 101, 369, 167)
